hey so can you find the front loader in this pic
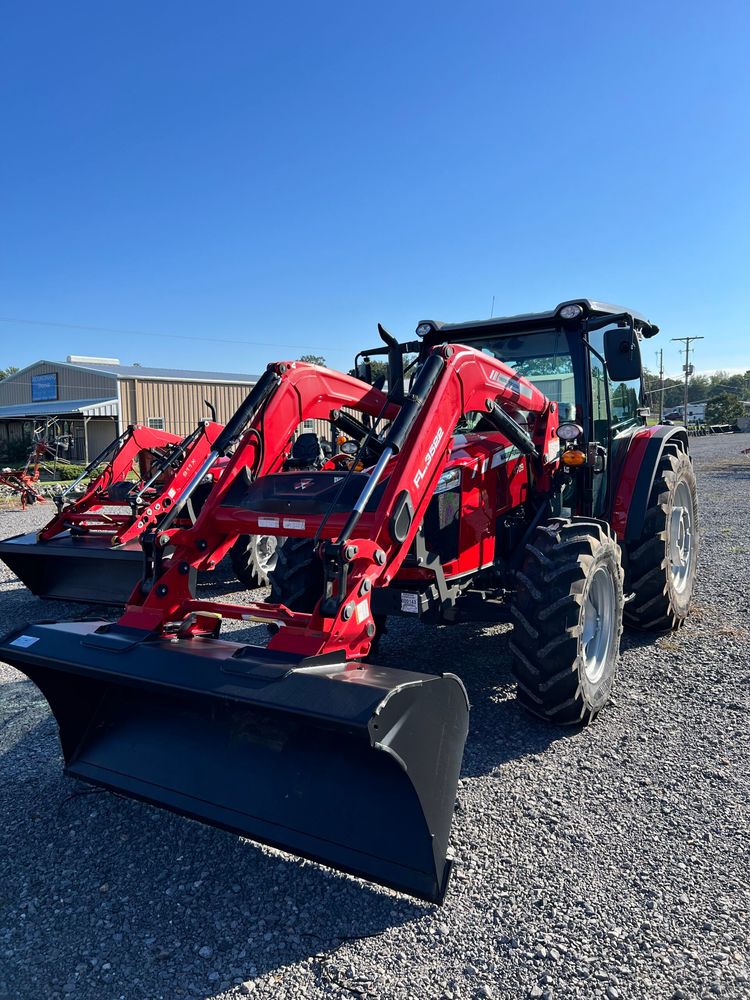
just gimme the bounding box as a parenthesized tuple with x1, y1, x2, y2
(0, 299, 698, 902)
(0, 420, 224, 604)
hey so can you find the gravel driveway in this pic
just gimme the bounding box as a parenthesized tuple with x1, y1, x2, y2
(1, 434, 748, 1000)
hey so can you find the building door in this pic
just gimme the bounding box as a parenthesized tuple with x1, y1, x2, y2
(72, 421, 86, 462)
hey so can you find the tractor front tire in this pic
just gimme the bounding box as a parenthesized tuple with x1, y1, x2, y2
(268, 538, 386, 654)
(230, 533, 280, 589)
(268, 537, 323, 611)
(624, 444, 698, 632)
(510, 518, 625, 725)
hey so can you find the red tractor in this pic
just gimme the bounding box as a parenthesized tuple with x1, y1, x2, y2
(0, 300, 698, 903)
(0, 420, 225, 604)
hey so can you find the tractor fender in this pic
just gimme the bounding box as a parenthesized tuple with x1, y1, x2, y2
(610, 425, 689, 543)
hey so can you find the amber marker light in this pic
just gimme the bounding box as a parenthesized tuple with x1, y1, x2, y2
(561, 449, 587, 466)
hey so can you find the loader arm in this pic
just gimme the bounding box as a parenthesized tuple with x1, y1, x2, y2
(38, 422, 222, 545)
(38, 424, 184, 541)
(120, 346, 559, 659)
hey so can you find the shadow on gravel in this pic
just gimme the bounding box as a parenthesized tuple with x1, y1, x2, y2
(0, 699, 423, 1000)
(378, 619, 576, 780)
(705, 466, 750, 480)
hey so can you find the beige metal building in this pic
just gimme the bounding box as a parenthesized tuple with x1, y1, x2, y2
(0, 355, 258, 463)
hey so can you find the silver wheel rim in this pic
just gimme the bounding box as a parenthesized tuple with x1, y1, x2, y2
(254, 534, 279, 574)
(581, 566, 617, 685)
(669, 482, 693, 594)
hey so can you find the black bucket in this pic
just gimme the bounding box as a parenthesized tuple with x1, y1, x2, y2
(0, 621, 469, 903)
(0, 532, 143, 604)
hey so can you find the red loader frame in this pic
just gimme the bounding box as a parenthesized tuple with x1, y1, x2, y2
(39, 421, 223, 546)
(121, 344, 560, 659)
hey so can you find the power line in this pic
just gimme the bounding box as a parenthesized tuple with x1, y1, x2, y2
(0, 316, 346, 353)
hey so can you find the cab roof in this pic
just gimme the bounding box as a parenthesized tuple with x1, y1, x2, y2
(416, 299, 659, 340)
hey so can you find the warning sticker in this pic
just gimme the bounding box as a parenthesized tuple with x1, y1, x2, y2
(10, 635, 39, 648)
(355, 599, 369, 624)
(400, 592, 419, 614)
(258, 516, 280, 529)
(283, 518, 305, 530)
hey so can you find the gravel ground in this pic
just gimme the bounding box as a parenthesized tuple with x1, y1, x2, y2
(0, 434, 748, 1000)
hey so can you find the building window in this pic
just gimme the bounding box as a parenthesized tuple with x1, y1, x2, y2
(147, 417, 165, 430)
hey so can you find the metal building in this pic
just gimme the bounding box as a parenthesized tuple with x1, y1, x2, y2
(0, 355, 258, 463)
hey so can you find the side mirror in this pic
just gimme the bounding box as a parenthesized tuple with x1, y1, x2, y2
(603, 324, 641, 382)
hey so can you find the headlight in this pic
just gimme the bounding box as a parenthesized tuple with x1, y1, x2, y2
(416, 322, 433, 337)
(559, 304, 583, 319)
(433, 467, 461, 495)
(340, 440, 358, 456)
(556, 422, 583, 442)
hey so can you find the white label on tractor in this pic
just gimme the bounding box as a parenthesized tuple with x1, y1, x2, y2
(168, 488, 176, 498)
(546, 438, 560, 462)
(491, 446, 522, 469)
(258, 517, 280, 529)
(355, 599, 369, 624)
(400, 592, 419, 614)
(10, 635, 39, 648)
(413, 427, 444, 490)
(283, 517, 305, 530)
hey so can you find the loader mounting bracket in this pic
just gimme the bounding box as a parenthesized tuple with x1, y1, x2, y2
(319, 539, 352, 617)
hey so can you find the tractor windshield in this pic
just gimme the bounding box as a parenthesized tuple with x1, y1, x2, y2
(473, 329, 577, 417)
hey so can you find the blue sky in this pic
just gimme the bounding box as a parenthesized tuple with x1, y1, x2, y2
(1, 1, 747, 379)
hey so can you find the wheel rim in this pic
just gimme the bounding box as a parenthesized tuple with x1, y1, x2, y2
(253, 534, 279, 574)
(581, 566, 617, 685)
(669, 482, 694, 594)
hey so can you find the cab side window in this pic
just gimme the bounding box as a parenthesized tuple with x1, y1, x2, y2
(587, 328, 642, 434)
(589, 350, 609, 443)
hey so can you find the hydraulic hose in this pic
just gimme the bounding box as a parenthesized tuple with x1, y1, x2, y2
(382, 353, 445, 454)
(486, 400, 538, 457)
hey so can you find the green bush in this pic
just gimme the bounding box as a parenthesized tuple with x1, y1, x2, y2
(705, 393, 744, 426)
(56, 464, 107, 481)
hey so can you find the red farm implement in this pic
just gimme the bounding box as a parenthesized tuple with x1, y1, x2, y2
(0, 300, 698, 903)
(0, 420, 223, 604)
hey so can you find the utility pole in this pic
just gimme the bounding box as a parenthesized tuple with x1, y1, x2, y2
(656, 348, 665, 422)
(672, 336, 705, 426)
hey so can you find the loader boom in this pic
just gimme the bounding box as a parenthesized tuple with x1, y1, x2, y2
(0, 420, 226, 604)
(120, 345, 559, 660)
(39, 421, 222, 545)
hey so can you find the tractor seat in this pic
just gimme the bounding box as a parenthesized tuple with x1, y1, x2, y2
(285, 432, 324, 470)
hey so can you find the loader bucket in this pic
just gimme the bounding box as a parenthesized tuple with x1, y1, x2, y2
(0, 621, 469, 903)
(0, 532, 143, 605)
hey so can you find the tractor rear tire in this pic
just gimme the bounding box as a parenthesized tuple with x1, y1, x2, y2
(510, 518, 625, 725)
(624, 444, 698, 632)
(268, 537, 323, 611)
(231, 534, 280, 589)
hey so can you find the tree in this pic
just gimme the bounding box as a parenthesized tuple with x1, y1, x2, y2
(298, 354, 326, 366)
(705, 392, 744, 426)
(0, 365, 18, 380)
